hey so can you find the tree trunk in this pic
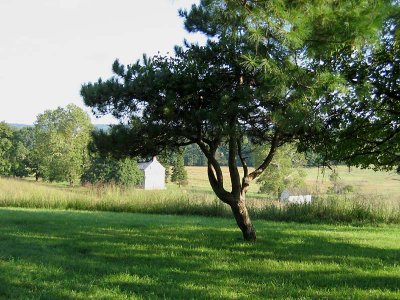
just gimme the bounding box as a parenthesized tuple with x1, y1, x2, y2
(202, 139, 257, 241)
(230, 197, 256, 242)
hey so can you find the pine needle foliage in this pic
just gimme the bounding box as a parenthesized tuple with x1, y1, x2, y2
(81, 0, 395, 240)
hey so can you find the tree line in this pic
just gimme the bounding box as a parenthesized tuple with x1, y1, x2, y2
(0, 104, 185, 187)
(1, 105, 310, 197)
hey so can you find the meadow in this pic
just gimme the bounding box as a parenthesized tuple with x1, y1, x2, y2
(1, 166, 399, 224)
(185, 166, 400, 202)
(0, 208, 399, 299)
(0, 167, 399, 299)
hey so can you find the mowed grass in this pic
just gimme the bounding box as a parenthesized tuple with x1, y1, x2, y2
(1, 208, 399, 299)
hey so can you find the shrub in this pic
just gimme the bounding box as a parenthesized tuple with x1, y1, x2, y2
(81, 157, 143, 186)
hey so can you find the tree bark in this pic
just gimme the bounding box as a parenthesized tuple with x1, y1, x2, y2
(206, 159, 256, 241)
(200, 134, 258, 241)
(230, 196, 256, 241)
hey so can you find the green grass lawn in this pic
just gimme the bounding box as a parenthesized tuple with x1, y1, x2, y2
(1, 208, 399, 299)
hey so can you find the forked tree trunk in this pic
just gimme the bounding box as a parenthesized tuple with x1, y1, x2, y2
(207, 164, 256, 241)
(202, 136, 261, 242)
(230, 196, 256, 241)
(201, 132, 279, 241)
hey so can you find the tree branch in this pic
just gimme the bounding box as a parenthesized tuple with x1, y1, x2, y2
(229, 134, 241, 199)
(207, 162, 233, 204)
(238, 139, 251, 195)
(197, 139, 233, 203)
(238, 139, 248, 178)
(197, 140, 224, 185)
(247, 132, 279, 182)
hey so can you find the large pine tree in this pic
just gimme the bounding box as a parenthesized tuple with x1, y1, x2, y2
(81, 0, 394, 241)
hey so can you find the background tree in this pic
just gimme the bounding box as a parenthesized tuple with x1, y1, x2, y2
(157, 150, 178, 183)
(256, 144, 306, 198)
(114, 158, 143, 186)
(32, 104, 93, 185)
(82, 156, 143, 186)
(171, 150, 188, 187)
(0, 122, 14, 176)
(9, 127, 33, 177)
(184, 144, 205, 166)
(81, 0, 393, 241)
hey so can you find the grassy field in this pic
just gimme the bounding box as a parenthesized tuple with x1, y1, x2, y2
(0, 177, 225, 216)
(1, 166, 399, 224)
(303, 166, 400, 200)
(186, 166, 400, 222)
(185, 166, 400, 201)
(1, 208, 399, 299)
(0, 168, 399, 298)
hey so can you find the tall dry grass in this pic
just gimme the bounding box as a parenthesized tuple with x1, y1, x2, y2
(1, 169, 400, 224)
(0, 178, 228, 217)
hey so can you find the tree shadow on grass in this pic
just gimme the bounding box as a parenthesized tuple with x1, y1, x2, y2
(0, 208, 399, 299)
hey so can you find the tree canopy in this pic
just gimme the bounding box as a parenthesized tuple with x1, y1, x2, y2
(81, 156, 143, 186)
(81, 0, 395, 241)
(256, 143, 306, 198)
(171, 150, 188, 187)
(32, 104, 93, 184)
(303, 14, 400, 171)
(0, 122, 14, 176)
(9, 127, 34, 178)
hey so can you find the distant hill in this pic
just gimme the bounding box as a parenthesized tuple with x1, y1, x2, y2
(7, 123, 110, 131)
(94, 124, 110, 131)
(8, 123, 32, 129)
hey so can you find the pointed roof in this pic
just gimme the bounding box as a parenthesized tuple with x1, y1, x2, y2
(138, 161, 152, 170)
(138, 156, 163, 170)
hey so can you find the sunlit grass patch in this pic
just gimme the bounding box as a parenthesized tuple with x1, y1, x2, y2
(0, 208, 399, 299)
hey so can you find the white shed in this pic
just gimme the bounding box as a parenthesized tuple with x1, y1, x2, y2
(138, 157, 166, 190)
(280, 188, 312, 204)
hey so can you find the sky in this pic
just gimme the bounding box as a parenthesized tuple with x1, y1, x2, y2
(0, 0, 203, 124)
